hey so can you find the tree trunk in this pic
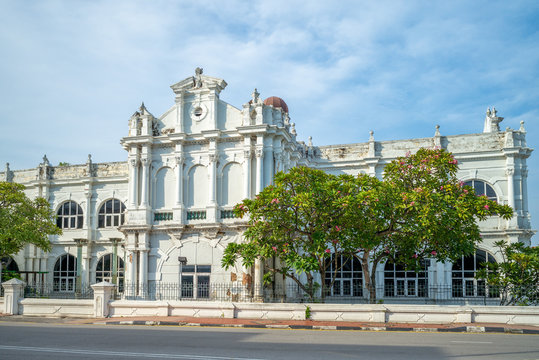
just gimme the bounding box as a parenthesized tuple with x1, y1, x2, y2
(320, 268, 326, 303)
(359, 254, 377, 304)
(369, 267, 378, 304)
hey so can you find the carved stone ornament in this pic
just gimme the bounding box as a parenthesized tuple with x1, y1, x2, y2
(244, 150, 252, 159)
(175, 155, 185, 166)
(152, 120, 160, 136)
(5, 163, 13, 182)
(290, 123, 297, 136)
(86, 154, 96, 177)
(167, 229, 185, 243)
(201, 227, 222, 240)
(129, 159, 138, 167)
(506, 168, 515, 176)
(209, 153, 218, 163)
(193, 67, 204, 88)
(255, 148, 264, 158)
(251, 88, 260, 104)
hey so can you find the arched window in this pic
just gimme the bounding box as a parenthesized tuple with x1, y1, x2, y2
(98, 199, 126, 228)
(452, 249, 497, 297)
(1, 256, 20, 282)
(384, 259, 429, 297)
(96, 253, 125, 288)
(154, 167, 175, 209)
(56, 201, 83, 229)
(463, 180, 497, 202)
(324, 254, 363, 297)
(221, 162, 243, 206)
(54, 254, 77, 292)
(187, 165, 208, 208)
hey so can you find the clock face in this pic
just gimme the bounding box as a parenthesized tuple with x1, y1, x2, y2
(190, 103, 208, 121)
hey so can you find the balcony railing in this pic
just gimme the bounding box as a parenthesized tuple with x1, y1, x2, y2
(220, 210, 238, 219)
(186, 211, 206, 220)
(154, 212, 173, 221)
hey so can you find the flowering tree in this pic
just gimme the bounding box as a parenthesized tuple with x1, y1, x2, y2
(342, 148, 513, 302)
(222, 149, 513, 303)
(0, 182, 61, 282)
(221, 167, 359, 301)
(477, 241, 539, 305)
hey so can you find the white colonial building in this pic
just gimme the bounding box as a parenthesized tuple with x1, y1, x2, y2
(1, 69, 534, 303)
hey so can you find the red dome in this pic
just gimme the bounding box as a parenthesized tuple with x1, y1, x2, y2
(263, 96, 289, 113)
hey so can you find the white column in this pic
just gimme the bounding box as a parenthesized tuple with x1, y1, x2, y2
(129, 159, 139, 208)
(506, 167, 515, 208)
(244, 150, 251, 199)
(264, 147, 273, 186)
(209, 154, 217, 205)
(175, 155, 184, 206)
(275, 151, 283, 173)
(140, 158, 149, 207)
(125, 233, 137, 283)
(138, 232, 149, 294)
(255, 148, 264, 194)
(254, 258, 264, 302)
(139, 250, 148, 292)
(522, 168, 529, 213)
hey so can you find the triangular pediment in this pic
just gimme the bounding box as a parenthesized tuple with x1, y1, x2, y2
(170, 68, 227, 95)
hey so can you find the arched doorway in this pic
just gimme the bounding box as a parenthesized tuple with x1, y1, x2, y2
(53, 254, 77, 292)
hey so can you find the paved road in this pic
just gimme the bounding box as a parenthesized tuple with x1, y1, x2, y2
(0, 322, 538, 360)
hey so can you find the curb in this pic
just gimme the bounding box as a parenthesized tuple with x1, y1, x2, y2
(94, 320, 539, 334)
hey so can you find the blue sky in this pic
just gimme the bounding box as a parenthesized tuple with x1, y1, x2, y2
(1, 1, 538, 242)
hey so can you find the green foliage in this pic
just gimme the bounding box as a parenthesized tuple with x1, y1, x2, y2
(222, 149, 513, 303)
(57, 162, 70, 167)
(477, 241, 539, 306)
(305, 305, 311, 320)
(0, 182, 61, 259)
(222, 167, 352, 300)
(1, 270, 21, 281)
(348, 148, 512, 302)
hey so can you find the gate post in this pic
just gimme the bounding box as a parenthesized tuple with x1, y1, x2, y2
(91, 281, 116, 318)
(2, 278, 25, 315)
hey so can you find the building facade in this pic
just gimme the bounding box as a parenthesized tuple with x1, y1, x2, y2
(1, 69, 535, 302)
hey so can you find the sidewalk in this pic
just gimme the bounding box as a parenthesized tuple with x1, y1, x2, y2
(1, 314, 538, 334)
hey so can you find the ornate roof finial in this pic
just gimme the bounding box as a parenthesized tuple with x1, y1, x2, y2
(87, 154, 92, 164)
(308, 136, 313, 147)
(252, 88, 260, 103)
(5, 163, 13, 182)
(139, 102, 147, 114)
(290, 122, 297, 136)
(520, 120, 526, 132)
(193, 67, 204, 88)
(42, 154, 49, 166)
(435, 124, 440, 136)
(484, 106, 503, 133)
(369, 130, 374, 142)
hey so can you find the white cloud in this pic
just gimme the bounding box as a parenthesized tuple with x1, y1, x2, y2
(1, 0, 538, 242)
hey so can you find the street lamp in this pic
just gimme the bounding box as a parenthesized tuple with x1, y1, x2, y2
(178, 256, 187, 298)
